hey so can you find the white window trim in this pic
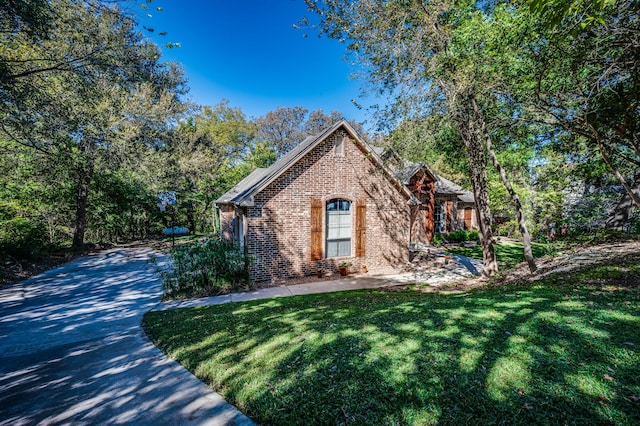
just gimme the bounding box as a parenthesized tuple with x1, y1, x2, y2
(326, 198, 352, 258)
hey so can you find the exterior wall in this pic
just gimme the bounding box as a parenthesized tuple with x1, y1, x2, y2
(245, 129, 410, 283)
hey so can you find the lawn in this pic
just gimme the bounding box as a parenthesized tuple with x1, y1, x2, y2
(143, 261, 640, 425)
(446, 240, 559, 269)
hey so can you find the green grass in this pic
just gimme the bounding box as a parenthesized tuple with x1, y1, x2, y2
(446, 241, 560, 269)
(143, 261, 640, 425)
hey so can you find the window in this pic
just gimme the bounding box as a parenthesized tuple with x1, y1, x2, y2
(434, 201, 445, 234)
(326, 199, 351, 257)
(335, 136, 346, 156)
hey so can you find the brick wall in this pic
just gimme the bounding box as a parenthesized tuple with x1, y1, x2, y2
(245, 129, 410, 283)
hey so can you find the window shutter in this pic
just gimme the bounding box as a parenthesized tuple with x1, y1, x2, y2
(310, 198, 323, 260)
(355, 200, 366, 257)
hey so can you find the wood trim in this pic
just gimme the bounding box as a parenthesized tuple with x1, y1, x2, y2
(425, 182, 435, 241)
(355, 200, 366, 257)
(310, 198, 323, 260)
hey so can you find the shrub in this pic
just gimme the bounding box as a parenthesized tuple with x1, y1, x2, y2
(446, 230, 468, 243)
(431, 234, 445, 246)
(161, 238, 253, 299)
(442, 229, 479, 243)
(466, 229, 479, 241)
(0, 217, 48, 258)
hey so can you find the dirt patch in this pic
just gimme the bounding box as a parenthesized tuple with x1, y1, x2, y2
(1, 252, 82, 287)
(496, 240, 640, 285)
(0, 238, 161, 288)
(380, 240, 640, 294)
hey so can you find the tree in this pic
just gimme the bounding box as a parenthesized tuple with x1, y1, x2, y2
(169, 102, 264, 233)
(303, 0, 534, 276)
(254, 106, 309, 158)
(0, 0, 186, 248)
(254, 107, 347, 158)
(516, 0, 640, 211)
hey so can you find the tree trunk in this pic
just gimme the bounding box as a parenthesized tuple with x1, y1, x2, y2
(72, 160, 94, 248)
(596, 135, 640, 210)
(472, 97, 537, 274)
(454, 96, 498, 277)
(607, 173, 640, 230)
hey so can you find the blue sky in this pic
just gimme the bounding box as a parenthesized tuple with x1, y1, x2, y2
(137, 0, 373, 126)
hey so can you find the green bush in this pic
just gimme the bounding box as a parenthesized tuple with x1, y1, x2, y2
(161, 238, 253, 299)
(443, 229, 479, 243)
(0, 217, 48, 257)
(446, 230, 468, 243)
(431, 234, 445, 246)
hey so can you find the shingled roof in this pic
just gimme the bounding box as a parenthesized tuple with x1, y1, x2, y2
(370, 146, 474, 203)
(216, 120, 417, 207)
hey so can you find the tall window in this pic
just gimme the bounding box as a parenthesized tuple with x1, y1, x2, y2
(326, 199, 351, 257)
(434, 201, 445, 234)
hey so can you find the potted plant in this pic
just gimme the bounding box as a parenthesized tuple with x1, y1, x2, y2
(338, 262, 352, 276)
(317, 266, 323, 278)
(361, 264, 368, 273)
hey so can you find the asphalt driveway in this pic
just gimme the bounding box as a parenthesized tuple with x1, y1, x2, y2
(0, 248, 253, 425)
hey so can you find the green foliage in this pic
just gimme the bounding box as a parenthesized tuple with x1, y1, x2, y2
(448, 241, 558, 269)
(144, 260, 640, 425)
(161, 238, 253, 299)
(431, 234, 445, 246)
(1, 0, 188, 248)
(524, 0, 617, 29)
(387, 117, 469, 183)
(446, 229, 479, 243)
(0, 200, 48, 257)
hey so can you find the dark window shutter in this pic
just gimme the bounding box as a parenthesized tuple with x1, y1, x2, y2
(355, 200, 366, 257)
(310, 198, 323, 260)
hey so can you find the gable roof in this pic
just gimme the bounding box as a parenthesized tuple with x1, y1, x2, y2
(396, 161, 438, 185)
(435, 175, 475, 203)
(214, 167, 270, 205)
(371, 146, 474, 203)
(216, 120, 418, 207)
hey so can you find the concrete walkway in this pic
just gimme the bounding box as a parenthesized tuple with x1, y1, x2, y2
(155, 252, 482, 312)
(0, 248, 253, 426)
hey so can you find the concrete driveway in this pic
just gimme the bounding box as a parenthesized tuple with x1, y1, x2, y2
(0, 248, 253, 425)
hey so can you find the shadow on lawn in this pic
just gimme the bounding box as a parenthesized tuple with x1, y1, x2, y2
(144, 280, 639, 425)
(449, 241, 555, 269)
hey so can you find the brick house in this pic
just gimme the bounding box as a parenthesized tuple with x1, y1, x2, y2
(216, 120, 476, 283)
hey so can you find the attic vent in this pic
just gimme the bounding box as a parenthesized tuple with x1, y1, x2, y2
(335, 136, 347, 156)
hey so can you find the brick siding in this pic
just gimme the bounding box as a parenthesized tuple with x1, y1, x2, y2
(240, 129, 410, 284)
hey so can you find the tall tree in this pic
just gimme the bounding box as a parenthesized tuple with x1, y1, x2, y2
(0, 0, 186, 248)
(302, 0, 516, 275)
(516, 0, 640, 210)
(254, 106, 309, 158)
(169, 102, 271, 233)
(254, 107, 347, 158)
